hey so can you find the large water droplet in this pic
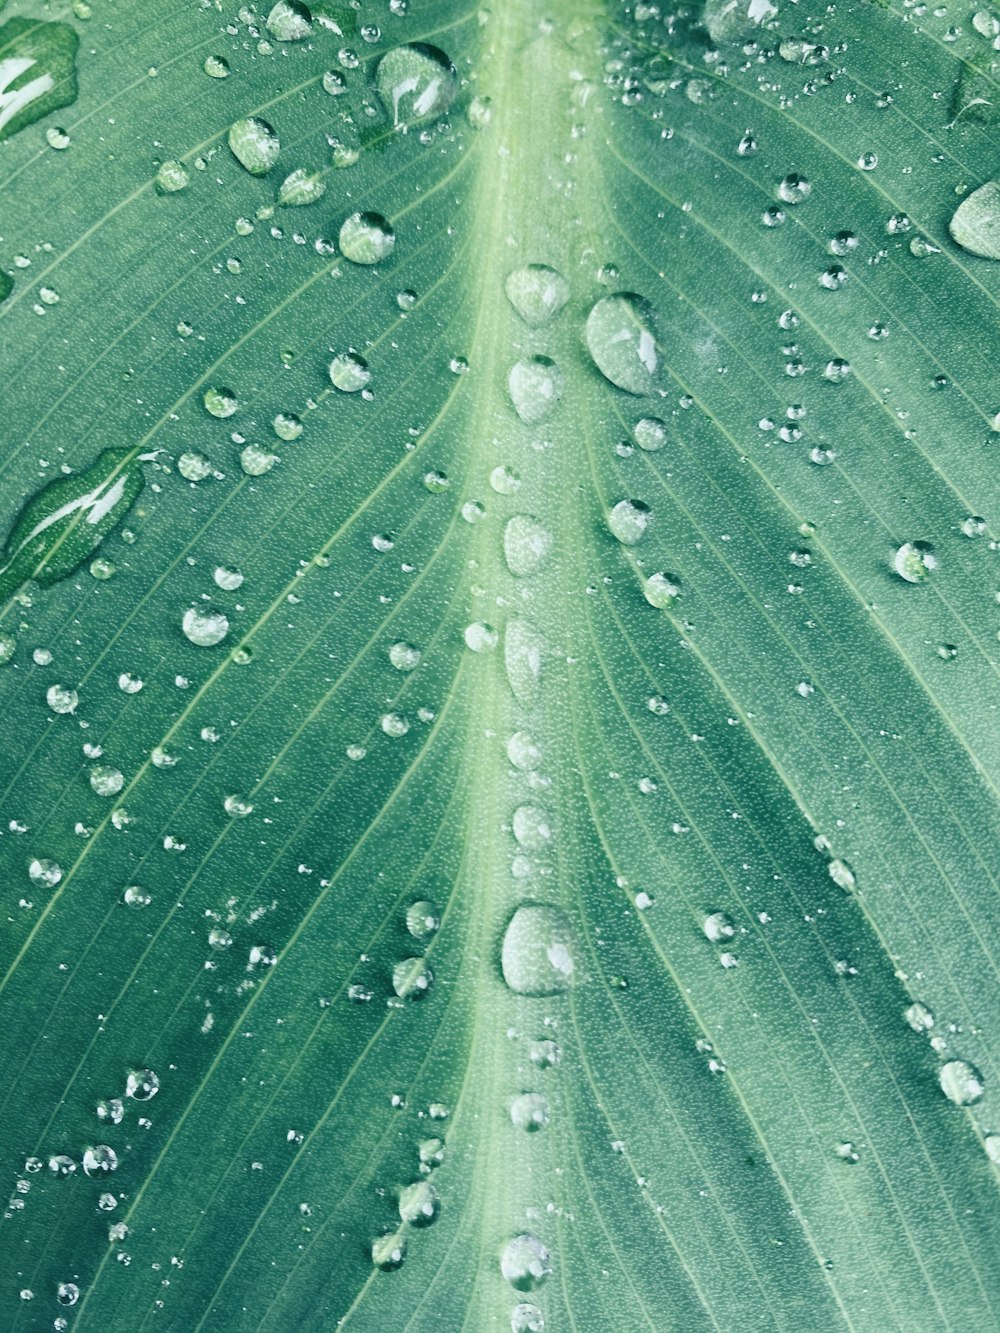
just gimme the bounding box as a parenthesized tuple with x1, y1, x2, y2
(228, 117, 280, 175)
(392, 956, 434, 999)
(501, 1234, 552, 1292)
(266, 0, 312, 41)
(501, 904, 576, 996)
(508, 357, 564, 424)
(504, 265, 569, 327)
(939, 1059, 985, 1105)
(339, 211, 395, 265)
(329, 352, 371, 392)
(398, 1179, 440, 1226)
(949, 181, 1000, 260)
(893, 541, 937, 583)
(182, 608, 229, 647)
(585, 293, 661, 394)
(510, 1092, 550, 1132)
(512, 805, 552, 850)
(504, 515, 553, 577)
(375, 43, 457, 128)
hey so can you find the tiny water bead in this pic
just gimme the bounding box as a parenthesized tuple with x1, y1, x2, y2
(893, 541, 937, 583)
(375, 43, 457, 128)
(504, 264, 570, 327)
(508, 357, 564, 425)
(329, 352, 371, 392)
(585, 293, 661, 393)
(339, 212, 395, 265)
(228, 117, 280, 175)
(392, 957, 434, 999)
(501, 904, 576, 996)
(504, 515, 554, 577)
(607, 499, 651, 545)
(203, 386, 237, 418)
(510, 1092, 550, 1132)
(501, 1234, 552, 1292)
(398, 1180, 440, 1226)
(182, 608, 229, 647)
(939, 1060, 985, 1106)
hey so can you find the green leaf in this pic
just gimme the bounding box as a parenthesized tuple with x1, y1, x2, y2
(0, 1, 997, 1330)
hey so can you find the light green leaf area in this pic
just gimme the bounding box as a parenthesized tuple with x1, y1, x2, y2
(0, 1, 997, 1330)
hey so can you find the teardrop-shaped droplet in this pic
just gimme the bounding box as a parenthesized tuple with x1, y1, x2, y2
(504, 515, 553, 577)
(500, 1234, 553, 1291)
(939, 1059, 985, 1105)
(501, 904, 576, 996)
(504, 264, 569, 327)
(585, 293, 661, 394)
(398, 1179, 440, 1226)
(504, 618, 545, 705)
(0, 448, 144, 603)
(375, 43, 457, 128)
(278, 167, 325, 206)
(339, 211, 395, 265)
(508, 357, 564, 425)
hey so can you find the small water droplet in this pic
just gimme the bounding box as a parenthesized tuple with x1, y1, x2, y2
(894, 541, 937, 583)
(125, 1068, 160, 1100)
(508, 357, 564, 424)
(504, 265, 569, 327)
(510, 1092, 550, 1132)
(155, 160, 189, 194)
(777, 172, 811, 204)
(398, 1179, 440, 1225)
(203, 386, 238, 419)
(329, 352, 371, 392)
(464, 622, 498, 652)
(406, 900, 440, 940)
(504, 515, 553, 577)
(90, 765, 123, 797)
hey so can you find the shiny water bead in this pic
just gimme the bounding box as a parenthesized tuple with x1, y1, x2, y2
(182, 608, 229, 646)
(266, 0, 312, 40)
(155, 159, 189, 193)
(372, 1229, 407, 1270)
(501, 1234, 552, 1292)
(125, 1068, 160, 1100)
(204, 386, 237, 418)
(392, 956, 434, 999)
(508, 357, 564, 424)
(510, 1092, 550, 1132)
(339, 212, 395, 265)
(398, 1179, 440, 1225)
(375, 43, 457, 128)
(46, 684, 78, 714)
(504, 264, 569, 327)
(406, 900, 440, 940)
(607, 499, 651, 545)
(278, 168, 325, 207)
(894, 541, 937, 583)
(501, 904, 576, 995)
(329, 353, 371, 392)
(939, 1060, 985, 1105)
(228, 117, 280, 175)
(585, 293, 660, 393)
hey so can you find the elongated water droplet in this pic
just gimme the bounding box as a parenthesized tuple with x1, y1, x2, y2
(501, 904, 576, 996)
(0, 448, 144, 603)
(508, 357, 564, 424)
(375, 43, 457, 128)
(398, 1179, 440, 1225)
(504, 515, 553, 577)
(228, 117, 280, 175)
(504, 618, 544, 705)
(278, 167, 325, 206)
(504, 265, 569, 327)
(585, 294, 661, 394)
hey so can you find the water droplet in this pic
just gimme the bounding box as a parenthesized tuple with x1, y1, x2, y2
(266, 0, 312, 41)
(827, 858, 856, 891)
(491, 465, 521, 495)
(512, 805, 552, 850)
(224, 794, 254, 818)
(372, 1229, 407, 1270)
(634, 416, 667, 451)
(329, 352, 371, 392)
(123, 885, 150, 908)
(511, 1304, 545, 1333)
(392, 957, 434, 999)
(510, 1092, 550, 1132)
(48, 1155, 76, 1177)
(585, 293, 661, 394)
(339, 211, 395, 265)
(389, 641, 421, 671)
(155, 159, 189, 194)
(607, 499, 651, 545)
(703, 911, 735, 942)
(894, 541, 937, 583)
(322, 69, 345, 95)
(406, 900, 440, 940)
(501, 1234, 552, 1292)
(241, 445, 277, 476)
(396, 288, 417, 310)
(278, 167, 325, 206)
(504, 515, 553, 577)
(777, 173, 811, 204)
(835, 1141, 861, 1163)
(504, 265, 570, 327)
(505, 618, 544, 704)
(228, 117, 280, 175)
(90, 765, 123, 797)
(468, 93, 492, 129)
(203, 386, 237, 418)
(46, 684, 78, 714)
(940, 1060, 985, 1105)
(857, 151, 878, 171)
(642, 571, 680, 609)
(423, 470, 450, 493)
(381, 712, 410, 738)
(904, 1001, 934, 1032)
(82, 1145, 118, 1176)
(204, 54, 230, 78)
(985, 1136, 1000, 1165)
(56, 1283, 80, 1306)
(29, 858, 62, 886)
(506, 732, 541, 771)
(501, 904, 576, 996)
(182, 608, 229, 646)
(398, 1179, 440, 1225)
(464, 622, 498, 652)
(375, 43, 457, 128)
(508, 357, 564, 424)
(125, 1068, 160, 1100)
